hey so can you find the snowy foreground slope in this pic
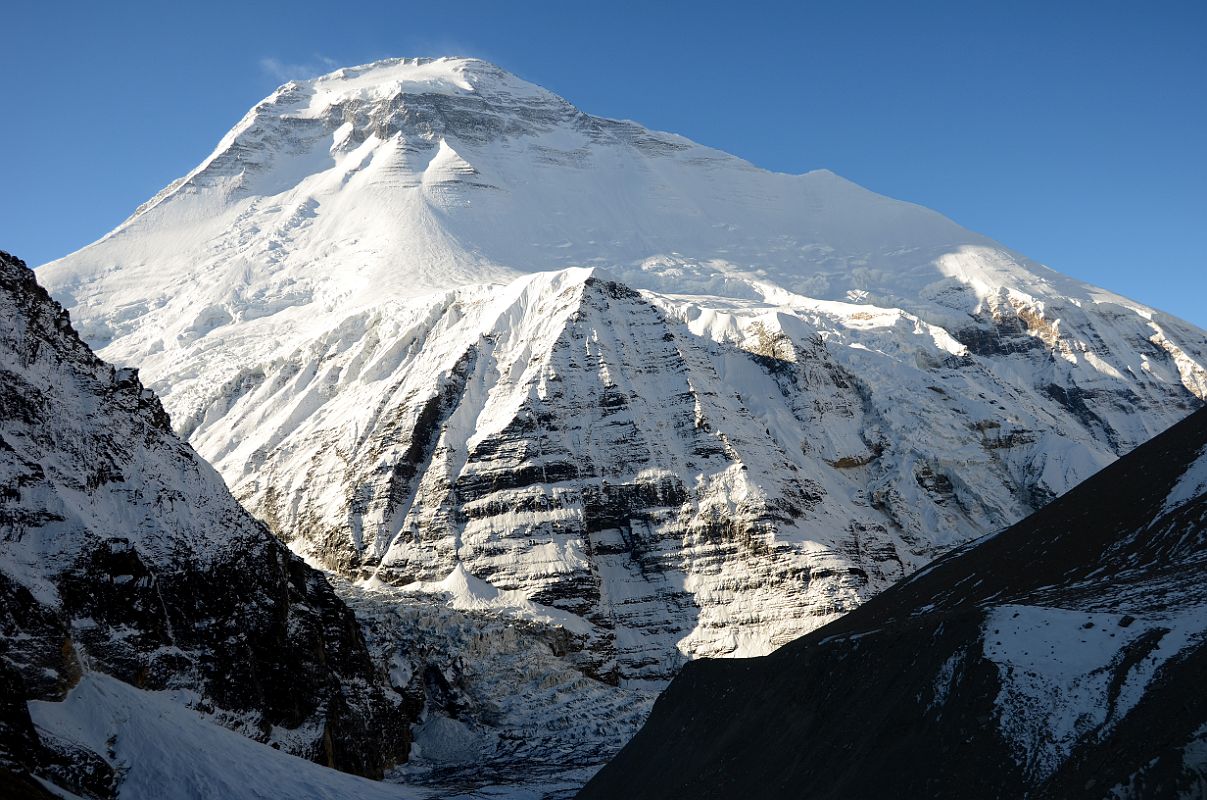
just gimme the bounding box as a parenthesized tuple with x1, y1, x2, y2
(25, 674, 427, 800)
(39, 56, 1207, 675)
(582, 407, 1207, 799)
(0, 251, 411, 796)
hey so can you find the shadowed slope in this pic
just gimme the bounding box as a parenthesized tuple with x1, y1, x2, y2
(580, 407, 1207, 799)
(0, 251, 413, 794)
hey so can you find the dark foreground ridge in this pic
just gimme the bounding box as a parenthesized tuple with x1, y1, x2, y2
(580, 407, 1207, 799)
(0, 251, 413, 797)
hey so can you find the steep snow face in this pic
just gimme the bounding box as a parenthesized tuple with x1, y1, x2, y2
(35, 57, 1207, 681)
(121, 267, 1203, 684)
(38, 55, 1035, 323)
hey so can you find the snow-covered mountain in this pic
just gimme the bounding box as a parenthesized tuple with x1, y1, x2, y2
(581, 405, 1207, 799)
(37, 56, 1206, 694)
(0, 251, 412, 795)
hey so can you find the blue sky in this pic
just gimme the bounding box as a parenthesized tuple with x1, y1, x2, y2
(3, 0, 1204, 325)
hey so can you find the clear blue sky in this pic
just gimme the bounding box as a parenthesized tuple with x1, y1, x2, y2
(3, 0, 1204, 326)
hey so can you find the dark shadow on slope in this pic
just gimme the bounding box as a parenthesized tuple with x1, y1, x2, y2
(579, 407, 1207, 799)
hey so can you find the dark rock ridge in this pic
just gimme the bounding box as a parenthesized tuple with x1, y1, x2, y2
(0, 251, 412, 795)
(579, 406, 1207, 799)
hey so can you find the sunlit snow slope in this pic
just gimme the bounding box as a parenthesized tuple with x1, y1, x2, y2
(39, 57, 1207, 684)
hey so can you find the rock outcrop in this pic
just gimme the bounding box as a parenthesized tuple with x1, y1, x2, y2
(0, 251, 412, 795)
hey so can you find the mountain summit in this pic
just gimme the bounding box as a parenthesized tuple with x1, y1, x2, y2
(47, 56, 1196, 346)
(32, 55, 1207, 788)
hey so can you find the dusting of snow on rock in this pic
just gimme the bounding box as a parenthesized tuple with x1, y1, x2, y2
(1164, 444, 1207, 514)
(0, 251, 410, 783)
(341, 578, 654, 795)
(985, 603, 1206, 781)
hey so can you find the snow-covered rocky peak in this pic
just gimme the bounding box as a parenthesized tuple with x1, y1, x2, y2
(47, 54, 1192, 341)
(283, 56, 563, 109)
(17, 57, 1207, 795)
(32, 53, 1207, 700)
(208, 56, 576, 184)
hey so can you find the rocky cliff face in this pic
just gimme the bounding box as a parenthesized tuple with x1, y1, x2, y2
(580, 407, 1207, 799)
(0, 251, 412, 795)
(119, 264, 1204, 688)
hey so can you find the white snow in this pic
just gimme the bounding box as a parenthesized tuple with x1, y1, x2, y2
(984, 603, 1207, 780)
(1164, 444, 1207, 514)
(28, 674, 429, 800)
(371, 563, 594, 635)
(41, 58, 1207, 410)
